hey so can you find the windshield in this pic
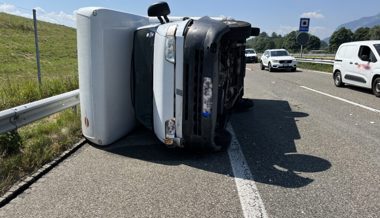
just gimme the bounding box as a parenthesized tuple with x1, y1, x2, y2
(271, 50, 289, 57)
(245, 49, 256, 54)
(374, 44, 380, 56)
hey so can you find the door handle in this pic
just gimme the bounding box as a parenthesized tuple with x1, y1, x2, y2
(349, 62, 353, 64)
(354, 62, 358, 65)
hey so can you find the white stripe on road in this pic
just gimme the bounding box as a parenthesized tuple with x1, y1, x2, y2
(227, 124, 268, 218)
(246, 68, 252, 71)
(300, 86, 380, 113)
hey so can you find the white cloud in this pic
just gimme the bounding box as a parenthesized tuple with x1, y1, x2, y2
(301, 11, 325, 19)
(0, 3, 76, 28)
(266, 25, 298, 36)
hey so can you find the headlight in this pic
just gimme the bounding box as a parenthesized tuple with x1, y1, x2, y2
(165, 36, 175, 63)
(165, 25, 177, 63)
(202, 77, 212, 118)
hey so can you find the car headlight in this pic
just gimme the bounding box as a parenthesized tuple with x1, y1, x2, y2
(165, 25, 177, 63)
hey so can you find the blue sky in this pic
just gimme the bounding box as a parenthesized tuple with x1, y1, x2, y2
(1, 0, 380, 39)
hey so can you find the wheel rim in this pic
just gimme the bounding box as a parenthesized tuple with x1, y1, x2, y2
(376, 82, 380, 93)
(335, 74, 341, 85)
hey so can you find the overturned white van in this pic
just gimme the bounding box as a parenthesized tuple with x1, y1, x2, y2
(333, 40, 380, 97)
(77, 2, 259, 149)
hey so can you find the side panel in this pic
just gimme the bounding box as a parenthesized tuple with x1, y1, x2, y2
(77, 8, 149, 145)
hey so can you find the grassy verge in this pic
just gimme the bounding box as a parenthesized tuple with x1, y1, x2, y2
(0, 108, 82, 196)
(0, 76, 78, 111)
(298, 62, 333, 73)
(0, 13, 81, 196)
(0, 12, 78, 110)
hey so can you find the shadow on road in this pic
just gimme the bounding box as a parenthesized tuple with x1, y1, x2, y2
(96, 99, 331, 189)
(231, 99, 331, 188)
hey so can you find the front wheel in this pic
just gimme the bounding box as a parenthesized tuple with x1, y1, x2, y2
(268, 62, 273, 72)
(372, 78, 380, 97)
(260, 61, 265, 70)
(334, 71, 343, 87)
(291, 67, 296, 72)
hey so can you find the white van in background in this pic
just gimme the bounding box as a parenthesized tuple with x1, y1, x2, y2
(333, 40, 380, 97)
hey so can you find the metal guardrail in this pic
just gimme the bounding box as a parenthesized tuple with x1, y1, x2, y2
(296, 58, 334, 65)
(0, 90, 80, 134)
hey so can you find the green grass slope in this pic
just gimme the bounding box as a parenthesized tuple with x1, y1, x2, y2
(0, 12, 78, 110)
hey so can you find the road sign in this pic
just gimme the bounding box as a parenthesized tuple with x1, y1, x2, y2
(299, 18, 310, 32)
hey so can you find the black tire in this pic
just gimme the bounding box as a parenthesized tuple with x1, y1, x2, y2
(260, 62, 265, 70)
(213, 129, 232, 152)
(268, 62, 273, 72)
(291, 67, 296, 72)
(333, 71, 343, 87)
(372, 78, 380, 97)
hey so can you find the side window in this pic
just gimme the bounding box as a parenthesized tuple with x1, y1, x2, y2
(358, 46, 377, 62)
(369, 50, 377, 62)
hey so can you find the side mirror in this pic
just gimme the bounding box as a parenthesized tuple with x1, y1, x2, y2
(250, 27, 260, 36)
(361, 54, 369, 62)
(148, 2, 170, 24)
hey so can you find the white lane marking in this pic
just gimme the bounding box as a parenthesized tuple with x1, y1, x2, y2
(246, 68, 252, 71)
(227, 124, 268, 218)
(300, 86, 380, 113)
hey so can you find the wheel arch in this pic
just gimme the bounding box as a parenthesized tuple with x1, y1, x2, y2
(372, 74, 380, 86)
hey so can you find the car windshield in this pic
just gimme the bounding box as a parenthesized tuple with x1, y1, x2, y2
(374, 44, 380, 56)
(271, 50, 289, 56)
(245, 49, 256, 54)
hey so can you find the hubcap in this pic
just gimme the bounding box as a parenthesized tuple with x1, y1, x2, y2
(376, 82, 380, 93)
(335, 75, 340, 84)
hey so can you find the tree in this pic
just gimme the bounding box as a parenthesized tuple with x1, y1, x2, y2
(329, 27, 353, 52)
(320, 40, 329, 50)
(283, 31, 298, 52)
(369, 25, 380, 40)
(273, 37, 284, 49)
(305, 35, 321, 51)
(259, 32, 268, 37)
(353, 27, 370, 41)
(271, 32, 278, 38)
(265, 39, 275, 49)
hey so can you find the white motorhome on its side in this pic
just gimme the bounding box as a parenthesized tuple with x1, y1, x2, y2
(77, 2, 259, 149)
(333, 40, 380, 97)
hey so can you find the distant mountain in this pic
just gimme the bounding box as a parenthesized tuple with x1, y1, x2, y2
(322, 13, 380, 44)
(337, 13, 380, 31)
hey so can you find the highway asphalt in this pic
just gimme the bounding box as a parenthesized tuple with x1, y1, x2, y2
(0, 64, 379, 218)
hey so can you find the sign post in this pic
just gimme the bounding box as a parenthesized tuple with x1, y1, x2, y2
(298, 18, 310, 57)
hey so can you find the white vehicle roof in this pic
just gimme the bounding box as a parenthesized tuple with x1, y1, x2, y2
(339, 40, 380, 47)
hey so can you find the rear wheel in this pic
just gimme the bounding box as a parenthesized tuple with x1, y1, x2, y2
(268, 62, 273, 72)
(372, 78, 380, 97)
(334, 71, 343, 87)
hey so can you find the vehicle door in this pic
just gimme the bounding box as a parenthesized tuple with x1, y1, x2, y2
(351, 45, 378, 88)
(340, 45, 359, 84)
